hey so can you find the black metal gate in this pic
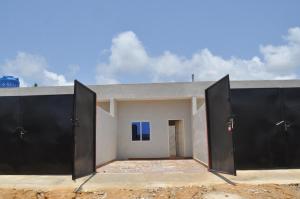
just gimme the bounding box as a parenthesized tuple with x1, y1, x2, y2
(72, 80, 96, 180)
(0, 80, 96, 179)
(0, 97, 21, 174)
(282, 88, 300, 168)
(0, 95, 73, 174)
(232, 88, 300, 169)
(231, 88, 283, 169)
(205, 75, 236, 175)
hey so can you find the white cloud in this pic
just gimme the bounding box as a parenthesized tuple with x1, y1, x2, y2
(96, 31, 149, 84)
(0, 52, 72, 87)
(2, 28, 300, 86)
(109, 31, 149, 72)
(285, 27, 300, 44)
(96, 28, 300, 84)
(260, 27, 300, 71)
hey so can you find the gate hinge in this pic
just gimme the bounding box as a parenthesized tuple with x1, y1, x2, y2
(71, 118, 80, 127)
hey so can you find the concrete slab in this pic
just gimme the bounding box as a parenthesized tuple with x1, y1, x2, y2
(233, 169, 300, 184)
(97, 159, 206, 174)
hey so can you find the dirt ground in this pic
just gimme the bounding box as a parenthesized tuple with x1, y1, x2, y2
(1, 183, 300, 199)
(2, 161, 300, 198)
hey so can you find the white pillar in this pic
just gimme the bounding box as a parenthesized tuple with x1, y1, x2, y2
(110, 98, 117, 117)
(192, 96, 197, 116)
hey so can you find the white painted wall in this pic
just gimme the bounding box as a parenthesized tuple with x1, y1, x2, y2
(117, 100, 192, 159)
(96, 105, 117, 166)
(4, 80, 300, 101)
(98, 101, 110, 112)
(192, 98, 208, 165)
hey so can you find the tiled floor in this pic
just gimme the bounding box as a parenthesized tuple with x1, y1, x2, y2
(97, 159, 207, 174)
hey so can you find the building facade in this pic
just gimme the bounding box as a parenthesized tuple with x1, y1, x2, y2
(1, 80, 300, 168)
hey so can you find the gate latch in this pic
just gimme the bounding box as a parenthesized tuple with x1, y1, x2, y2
(227, 117, 235, 133)
(275, 120, 291, 132)
(276, 120, 284, 126)
(284, 121, 291, 131)
(14, 127, 27, 139)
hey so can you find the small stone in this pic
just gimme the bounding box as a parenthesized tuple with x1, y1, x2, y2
(36, 192, 45, 199)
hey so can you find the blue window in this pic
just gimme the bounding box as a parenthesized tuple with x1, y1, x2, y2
(132, 121, 150, 141)
(141, 122, 150, 140)
(132, 122, 141, 141)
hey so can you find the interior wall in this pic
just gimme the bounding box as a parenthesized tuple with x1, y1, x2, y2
(96, 106, 117, 166)
(192, 97, 209, 165)
(175, 120, 185, 157)
(168, 120, 184, 157)
(117, 100, 192, 159)
(168, 125, 176, 157)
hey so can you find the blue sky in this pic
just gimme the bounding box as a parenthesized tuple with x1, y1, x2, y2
(0, 0, 300, 86)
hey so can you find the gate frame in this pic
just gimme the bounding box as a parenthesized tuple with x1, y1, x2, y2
(205, 75, 236, 175)
(72, 80, 97, 180)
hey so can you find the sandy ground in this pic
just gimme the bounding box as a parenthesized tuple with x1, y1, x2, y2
(1, 184, 300, 199)
(1, 160, 300, 198)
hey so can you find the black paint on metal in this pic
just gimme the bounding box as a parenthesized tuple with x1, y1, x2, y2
(72, 80, 96, 180)
(0, 80, 96, 178)
(231, 87, 300, 169)
(0, 97, 21, 174)
(21, 95, 74, 174)
(231, 88, 284, 169)
(205, 75, 236, 175)
(0, 95, 73, 174)
(281, 88, 300, 168)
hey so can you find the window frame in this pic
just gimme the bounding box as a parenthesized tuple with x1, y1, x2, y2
(131, 121, 151, 141)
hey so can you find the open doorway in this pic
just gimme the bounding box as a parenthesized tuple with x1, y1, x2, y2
(168, 120, 184, 158)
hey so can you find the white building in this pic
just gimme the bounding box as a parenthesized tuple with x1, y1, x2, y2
(1, 79, 300, 168)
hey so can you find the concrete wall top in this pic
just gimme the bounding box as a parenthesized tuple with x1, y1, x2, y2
(1, 80, 300, 100)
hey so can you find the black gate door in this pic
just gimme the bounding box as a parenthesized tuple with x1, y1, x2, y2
(0, 97, 21, 174)
(282, 88, 300, 168)
(73, 80, 96, 180)
(231, 88, 285, 169)
(205, 75, 236, 175)
(0, 95, 73, 174)
(21, 95, 73, 174)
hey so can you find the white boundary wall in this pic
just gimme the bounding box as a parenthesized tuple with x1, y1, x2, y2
(192, 97, 208, 165)
(96, 104, 117, 166)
